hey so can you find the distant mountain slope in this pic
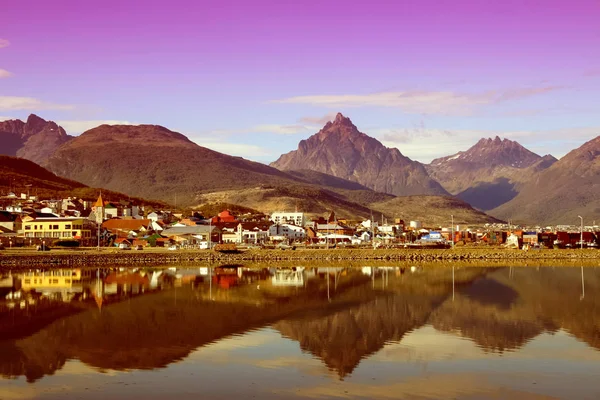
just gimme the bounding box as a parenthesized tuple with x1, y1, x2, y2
(271, 113, 448, 196)
(0, 156, 166, 207)
(426, 137, 557, 210)
(371, 195, 503, 225)
(45, 124, 300, 204)
(0, 114, 73, 164)
(490, 135, 600, 224)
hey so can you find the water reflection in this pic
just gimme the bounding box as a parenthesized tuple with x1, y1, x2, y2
(0, 265, 599, 391)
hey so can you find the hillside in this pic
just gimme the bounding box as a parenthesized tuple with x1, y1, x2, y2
(491, 135, 600, 224)
(271, 113, 448, 196)
(371, 195, 504, 226)
(426, 137, 557, 210)
(42, 123, 397, 219)
(0, 156, 167, 208)
(45, 124, 300, 203)
(0, 114, 73, 164)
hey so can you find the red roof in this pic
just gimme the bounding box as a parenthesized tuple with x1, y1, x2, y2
(102, 218, 151, 231)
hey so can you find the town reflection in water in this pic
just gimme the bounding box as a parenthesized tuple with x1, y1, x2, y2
(0, 265, 599, 399)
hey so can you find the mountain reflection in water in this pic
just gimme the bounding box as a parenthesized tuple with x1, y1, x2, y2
(0, 265, 598, 399)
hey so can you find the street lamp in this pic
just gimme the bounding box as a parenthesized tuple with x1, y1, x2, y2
(578, 215, 583, 249)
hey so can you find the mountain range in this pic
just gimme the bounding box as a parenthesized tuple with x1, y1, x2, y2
(426, 137, 558, 211)
(1, 113, 598, 224)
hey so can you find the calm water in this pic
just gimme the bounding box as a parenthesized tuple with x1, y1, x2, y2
(0, 265, 599, 399)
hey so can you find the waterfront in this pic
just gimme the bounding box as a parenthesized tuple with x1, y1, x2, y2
(2, 247, 600, 268)
(0, 264, 599, 399)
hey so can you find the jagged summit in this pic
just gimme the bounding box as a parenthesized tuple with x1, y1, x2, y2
(426, 136, 556, 211)
(0, 114, 72, 164)
(271, 114, 448, 196)
(432, 136, 542, 168)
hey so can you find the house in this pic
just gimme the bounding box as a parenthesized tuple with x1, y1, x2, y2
(20, 216, 93, 240)
(271, 212, 305, 227)
(104, 202, 119, 219)
(238, 223, 269, 244)
(522, 231, 538, 245)
(211, 210, 237, 224)
(0, 211, 21, 232)
(269, 223, 306, 241)
(219, 223, 268, 244)
(147, 211, 163, 222)
(102, 218, 153, 238)
(114, 238, 132, 247)
(315, 223, 354, 236)
(160, 225, 222, 244)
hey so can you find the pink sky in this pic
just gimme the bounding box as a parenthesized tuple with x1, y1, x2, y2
(1, 0, 599, 162)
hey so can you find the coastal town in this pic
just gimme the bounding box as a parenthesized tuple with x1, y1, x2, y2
(0, 191, 598, 252)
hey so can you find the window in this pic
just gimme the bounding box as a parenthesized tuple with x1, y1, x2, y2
(65, 279, 71, 284)
(62, 232, 69, 238)
(51, 279, 59, 284)
(53, 225, 59, 230)
(25, 225, 31, 230)
(34, 225, 37, 230)
(24, 279, 31, 284)
(65, 224, 71, 229)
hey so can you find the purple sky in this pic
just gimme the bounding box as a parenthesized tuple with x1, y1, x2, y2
(1, 0, 599, 162)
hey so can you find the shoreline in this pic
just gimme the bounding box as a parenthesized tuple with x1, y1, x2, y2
(1, 248, 600, 268)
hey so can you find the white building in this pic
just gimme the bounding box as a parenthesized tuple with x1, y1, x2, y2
(271, 212, 305, 227)
(361, 219, 379, 229)
(409, 221, 422, 230)
(269, 223, 306, 241)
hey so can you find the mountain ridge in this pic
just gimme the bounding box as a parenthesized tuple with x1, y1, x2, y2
(0, 114, 73, 165)
(490, 135, 600, 224)
(426, 136, 557, 211)
(271, 113, 449, 196)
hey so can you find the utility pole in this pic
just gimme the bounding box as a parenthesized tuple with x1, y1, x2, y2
(578, 215, 583, 249)
(451, 215, 454, 249)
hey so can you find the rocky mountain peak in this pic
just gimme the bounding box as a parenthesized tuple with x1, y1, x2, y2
(0, 114, 72, 165)
(333, 112, 352, 126)
(270, 114, 448, 196)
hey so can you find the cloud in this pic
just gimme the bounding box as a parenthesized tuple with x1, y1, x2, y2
(270, 86, 561, 116)
(193, 140, 274, 161)
(0, 116, 13, 121)
(583, 68, 600, 77)
(251, 124, 317, 135)
(0, 39, 9, 48)
(56, 120, 134, 134)
(299, 112, 337, 125)
(201, 123, 319, 137)
(0, 96, 74, 111)
(0, 69, 12, 78)
(377, 125, 600, 163)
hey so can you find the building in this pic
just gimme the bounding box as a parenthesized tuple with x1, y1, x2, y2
(20, 216, 92, 240)
(315, 223, 354, 236)
(0, 211, 21, 232)
(160, 225, 222, 244)
(211, 210, 237, 224)
(92, 193, 104, 224)
(269, 223, 306, 241)
(271, 212, 305, 227)
(102, 218, 152, 238)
